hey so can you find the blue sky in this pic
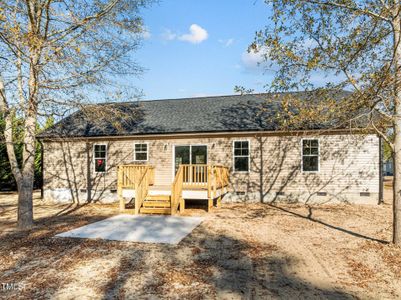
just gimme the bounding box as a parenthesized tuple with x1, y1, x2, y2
(132, 0, 274, 100)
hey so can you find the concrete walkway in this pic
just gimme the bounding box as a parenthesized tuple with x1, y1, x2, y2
(55, 214, 204, 244)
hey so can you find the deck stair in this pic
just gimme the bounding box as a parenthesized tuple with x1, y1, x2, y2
(139, 194, 172, 215)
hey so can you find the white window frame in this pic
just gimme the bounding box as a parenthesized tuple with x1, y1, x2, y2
(232, 140, 251, 173)
(93, 144, 107, 173)
(301, 138, 320, 173)
(133, 142, 149, 162)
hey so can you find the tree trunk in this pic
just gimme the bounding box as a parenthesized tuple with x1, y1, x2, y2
(393, 154, 400, 244)
(393, 17, 401, 245)
(17, 22, 41, 228)
(17, 175, 34, 228)
(17, 113, 37, 229)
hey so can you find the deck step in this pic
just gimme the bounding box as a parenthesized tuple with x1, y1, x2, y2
(139, 207, 171, 215)
(143, 200, 171, 208)
(145, 195, 171, 201)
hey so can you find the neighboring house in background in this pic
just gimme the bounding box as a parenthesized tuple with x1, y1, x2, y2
(383, 158, 394, 176)
(38, 92, 382, 213)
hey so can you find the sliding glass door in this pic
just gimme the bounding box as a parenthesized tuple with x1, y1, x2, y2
(174, 145, 207, 176)
(174, 146, 191, 173)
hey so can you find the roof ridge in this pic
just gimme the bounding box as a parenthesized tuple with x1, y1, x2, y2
(98, 92, 287, 106)
(97, 90, 346, 106)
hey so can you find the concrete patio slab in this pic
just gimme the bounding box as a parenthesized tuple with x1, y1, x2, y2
(55, 214, 204, 244)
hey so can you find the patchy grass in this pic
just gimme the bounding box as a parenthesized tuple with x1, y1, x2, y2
(0, 189, 400, 299)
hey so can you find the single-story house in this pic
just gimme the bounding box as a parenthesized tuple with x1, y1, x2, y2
(38, 92, 383, 214)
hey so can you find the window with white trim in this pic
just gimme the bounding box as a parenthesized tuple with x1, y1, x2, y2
(134, 143, 148, 161)
(302, 139, 319, 172)
(233, 141, 250, 172)
(94, 144, 107, 173)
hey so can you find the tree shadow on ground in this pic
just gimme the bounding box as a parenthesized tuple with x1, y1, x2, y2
(170, 227, 354, 299)
(0, 204, 368, 299)
(214, 203, 388, 245)
(0, 205, 122, 298)
(51, 202, 91, 217)
(266, 204, 388, 244)
(95, 227, 355, 299)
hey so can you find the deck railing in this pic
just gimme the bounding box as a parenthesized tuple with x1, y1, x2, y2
(117, 165, 154, 211)
(180, 164, 229, 189)
(118, 164, 154, 188)
(134, 168, 153, 214)
(171, 164, 230, 214)
(181, 164, 208, 188)
(212, 165, 229, 189)
(171, 165, 184, 215)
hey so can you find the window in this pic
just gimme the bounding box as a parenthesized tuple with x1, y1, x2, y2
(134, 143, 148, 161)
(233, 141, 250, 172)
(94, 144, 107, 173)
(302, 139, 319, 172)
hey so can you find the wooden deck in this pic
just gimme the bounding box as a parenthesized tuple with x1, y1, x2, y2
(117, 164, 229, 215)
(122, 185, 225, 199)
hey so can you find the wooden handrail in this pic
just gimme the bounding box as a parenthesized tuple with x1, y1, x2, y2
(171, 165, 184, 215)
(134, 168, 151, 214)
(117, 165, 154, 212)
(118, 165, 154, 188)
(176, 164, 229, 188)
(210, 165, 229, 194)
(180, 164, 209, 188)
(171, 164, 229, 213)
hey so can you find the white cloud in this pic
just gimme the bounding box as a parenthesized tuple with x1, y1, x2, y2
(241, 46, 270, 70)
(178, 24, 208, 44)
(161, 24, 208, 44)
(161, 28, 177, 41)
(218, 38, 234, 47)
(141, 28, 151, 39)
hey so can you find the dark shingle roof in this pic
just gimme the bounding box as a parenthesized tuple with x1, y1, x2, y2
(38, 91, 353, 139)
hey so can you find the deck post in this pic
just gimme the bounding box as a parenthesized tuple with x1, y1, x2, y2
(207, 166, 211, 199)
(207, 166, 212, 211)
(217, 195, 222, 208)
(134, 183, 139, 215)
(207, 198, 213, 212)
(216, 168, 222, 208)
(117, 166, 125, 211)
(180, 197, 185, 213)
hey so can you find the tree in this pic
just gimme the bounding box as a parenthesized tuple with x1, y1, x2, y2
(253, 0, 401, 244)
(0, 0, 151, 228)
(0, 113, 53, 190)
(1, 112, 22, 190)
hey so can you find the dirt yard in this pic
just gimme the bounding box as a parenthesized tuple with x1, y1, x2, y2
(1, 189, 401, 299)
